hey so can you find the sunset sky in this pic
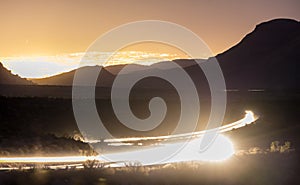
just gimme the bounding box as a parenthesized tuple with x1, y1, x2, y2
(0, 0, 299, 77)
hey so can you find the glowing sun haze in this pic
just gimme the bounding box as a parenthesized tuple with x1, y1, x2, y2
(0, 0, 299, 77)
(0, 50, 186, 78)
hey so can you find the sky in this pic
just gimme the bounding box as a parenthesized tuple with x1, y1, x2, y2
(0, 0, 299, 78)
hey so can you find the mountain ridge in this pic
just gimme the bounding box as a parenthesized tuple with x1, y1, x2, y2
(216, 18, 300, 89)
(0, 62, 34, 85)
(13, 18, 300, 90)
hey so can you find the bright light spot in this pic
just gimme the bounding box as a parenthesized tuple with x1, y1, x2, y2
(99, 134, 234, 165)
(244, 110, 257, 124)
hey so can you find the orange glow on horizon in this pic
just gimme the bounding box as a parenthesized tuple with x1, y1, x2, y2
(0, 49, 188, 78)
(0, 1, 298, 57)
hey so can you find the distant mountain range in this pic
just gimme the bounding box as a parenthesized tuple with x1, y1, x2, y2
(1, 18, 299, 90)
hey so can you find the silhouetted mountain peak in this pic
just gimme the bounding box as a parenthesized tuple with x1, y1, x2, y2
(246, 18, 299, 49)
(0, 62, 34, 85)
(218, 19, 300, 60)
(31, 65, 115, 86)
(255, 18, 299, 31)
(217, 18, 300, 89)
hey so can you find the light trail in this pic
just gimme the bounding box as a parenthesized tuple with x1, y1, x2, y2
(104, 110, 257, 143)
(0, 111, 257, 169)
(98, 134, 235, 165)
(0, 156, 96, 163)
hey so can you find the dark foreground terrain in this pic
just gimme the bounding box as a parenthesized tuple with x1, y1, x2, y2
(0, 90, 299, 184)
(1, 88, 299, 153)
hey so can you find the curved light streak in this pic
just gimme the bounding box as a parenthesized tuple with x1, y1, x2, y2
(0, 111, 257, 169)
(104, 110, 257, 143)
